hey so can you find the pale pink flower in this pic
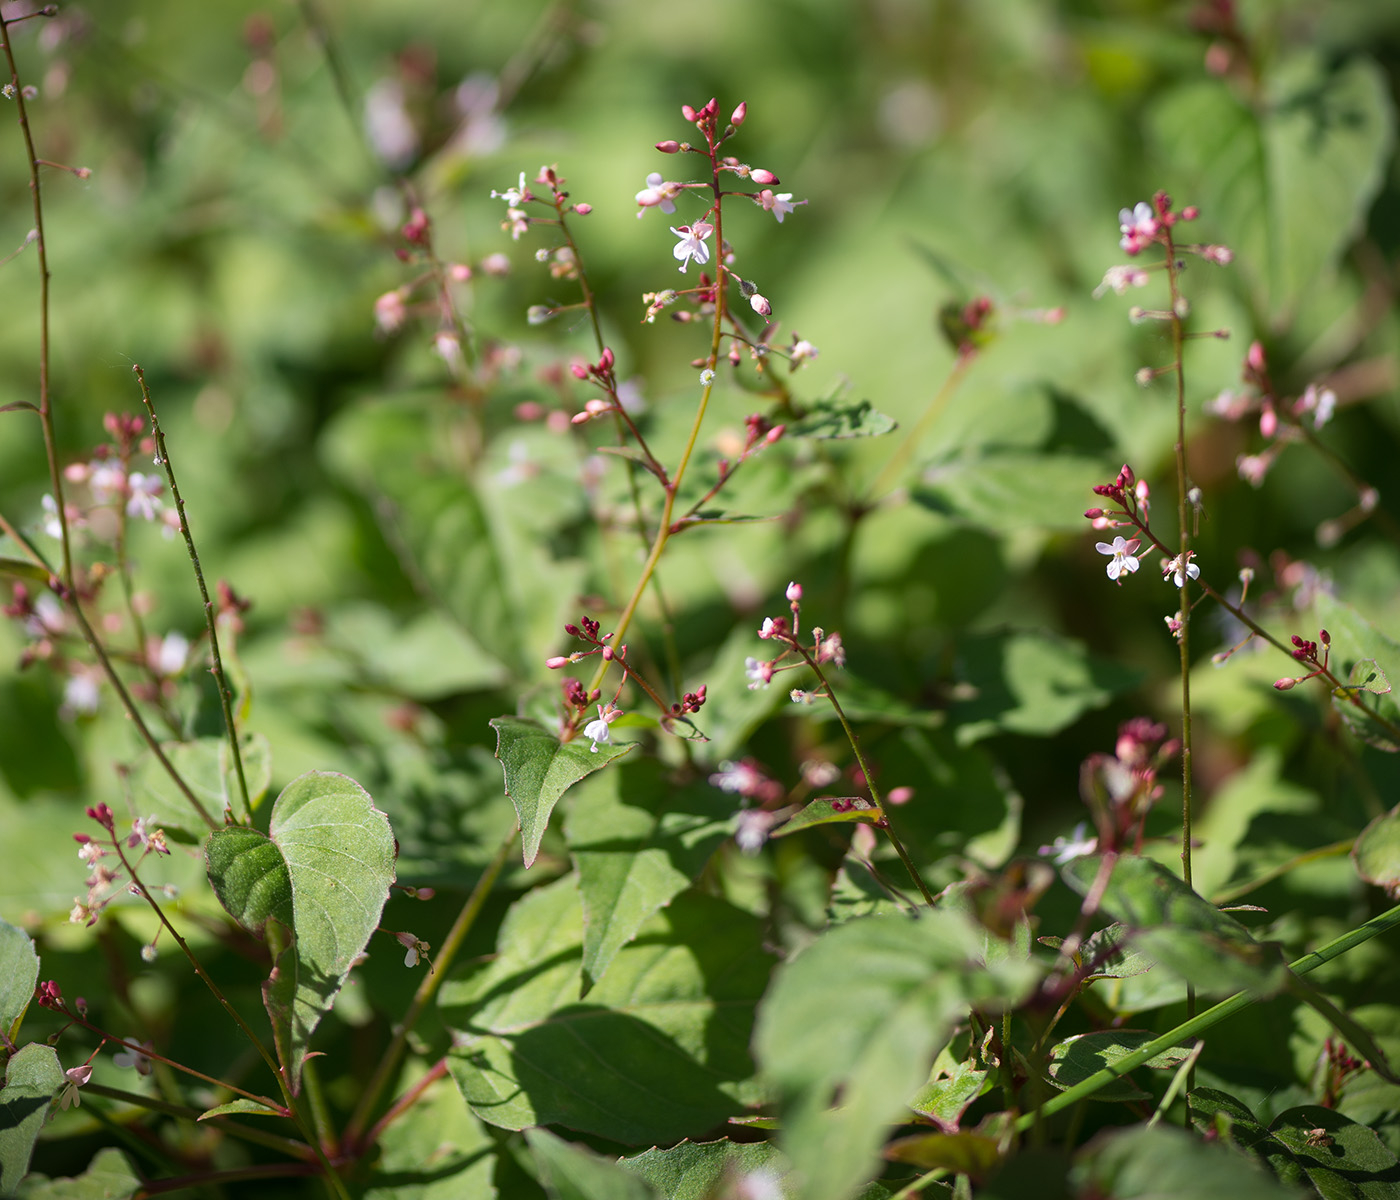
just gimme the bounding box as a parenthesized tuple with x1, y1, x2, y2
(635, 172, 679, 219)
(670, 222, 713, 272)
(1095, 535, 1141, 582)
(1118, 202, 1159, 255)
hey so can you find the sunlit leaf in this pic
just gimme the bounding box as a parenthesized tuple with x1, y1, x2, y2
(490, 716, 634, 868)
(772, 796, 883, 838)
(1354, 805, 1400, 899)
(0, 921, 39, 1046)
(205, 771, 396, 1091)
(0, 1044, 63, 1195)
(13, 1146, 141, 1200)
(528, 1129, 659, 1200)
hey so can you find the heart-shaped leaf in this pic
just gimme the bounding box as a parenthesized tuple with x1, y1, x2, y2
(206, 771, 395, 1092)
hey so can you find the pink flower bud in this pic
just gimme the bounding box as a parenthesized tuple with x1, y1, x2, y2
(602, 645, 614, 660)
(570, 363, 589, 379)
(1274, 677, 1298, 690)
(886, 786, 914, 805)
(1247, 340, 1266, 373)
(749, 168, 777, 185)
(573, 203, 592, 215)
(449, 263, 472, 282)
(1181, 205, 1199, 220)
(599, 346, 614, 371)
(786, 581, 803, 603)
(655, 140, 680, 153)
(749, 293, 771, 317)
(1085, 508, 1104, 519)
(681, 104, 697, 121)
(545, 656, 569, 669)
(731, 102, 747, 126)
(766, 425, 785, 444)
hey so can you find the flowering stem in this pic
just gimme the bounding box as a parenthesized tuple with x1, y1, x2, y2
(797, 649, 936, 906)
(1161, 228, 1194, 906)
(342, 824, 518, 1153)
(134, 365, 251, 824)
(587, 141, 728, 689)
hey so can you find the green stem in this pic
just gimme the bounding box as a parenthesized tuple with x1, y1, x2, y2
(801, 650, 936, 906)
(135, 364, 251, 823)
(1015, 900, 1400, 1130)
(82, 1083, 313, 1160)
(342, 825, 518, 1152)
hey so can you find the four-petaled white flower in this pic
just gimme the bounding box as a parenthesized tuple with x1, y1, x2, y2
(1118, 201, 1158, 255)
(757, 189, 801, 223)
(670, 222, 712, 273)
(490, 172, 528, 206)
(635, 172, 678, 219)
(583, 703, 622, 752)
(1095, 535, 1141, 582)
(1039, 822, 1098, 866)
(1161, 551, 1200, 588)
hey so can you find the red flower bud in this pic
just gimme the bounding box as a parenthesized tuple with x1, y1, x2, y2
(655, 140, 680, 153)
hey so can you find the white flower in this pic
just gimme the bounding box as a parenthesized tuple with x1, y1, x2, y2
(1161, 551, 1200, 588)
(40, 493, 63, 539)
(1118, 201, 1158, 254)
(1038, 822, 1098, 865)
(635, 172, 678, 218)
(583, 703, 621, 752)
(756, 190, 800, 223)
(1093, 264, 1150, 297)
(758, 617, 778, 639)
(491, 172, 528, 206)
(126, 473, 163, 521)
(394, 930, 429, 968)
(670, 222, 712, 273)
(62, 670, 101, 718)
(734, 808, 779, 854)
(112, 1041, 153, 1075)
(744, 657, 772, 690)
(152, 632, 189, 676)
(1095, 535, 1141, 582)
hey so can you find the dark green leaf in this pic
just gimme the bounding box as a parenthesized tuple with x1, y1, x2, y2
(1270, 1105, 1400, 1199)
(914, 454, 1106, 532)
(441, 879, 771, 1145)
(0, 559, 48, 585)
(1313, 594, 1400, 752)
(490, 716, 635, 868)
(884, 1131, 1000, 1178)
(362, 1069, 497, 1200)
(1063, 855, 1288, 996)
(1072, 1125, 1302, 1200)
(198, 1099, 283, 1120)
(948, 631, 1142, 745)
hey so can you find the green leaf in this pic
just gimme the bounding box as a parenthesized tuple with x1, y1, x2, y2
(908, 1054, 992, 1132)
(205, 771, 396, 1092)
(913, 454, 1107, 532)
(1071, 1125, 1303, 1200)
(362, 1068, 497, 1200)
(197, 1099, 283, 1120)
(564, 760, 730, 994)
(772, 797, 883, 838)
(884, 1131, 1000, 1178)
(1189, 1087, 1283, 1159)
(0, 921, 39, 1045)
(527, 1129, 659, 1200)
(620, 1140, 789, 1199)
(1349, 659, 1392, 696)
(947, 631, 1142, 745)
(0, 1044, 63, 1196)
(755, 909, 1040, 1200)
(1046, 1031, 1194, 1103)
(1150, 56, 1393, 324)
(1063, 855, 1288, 996)
(14, 1147, 141, 1200)
(1270, 1106, 1400, 1199)
(0, 559, 48, 585)
(1354, 804, 1400, 898)
(786, 397, 897, 439)
(132, 734, 273, 836)
(441, 878, 771, 1145)
(490, 716, 634, 868)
